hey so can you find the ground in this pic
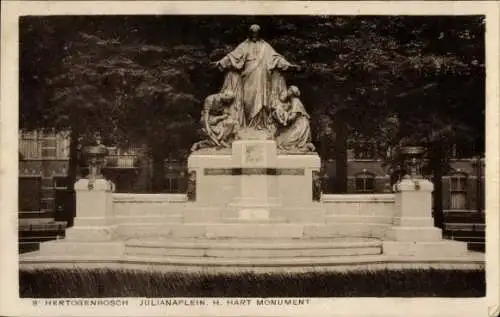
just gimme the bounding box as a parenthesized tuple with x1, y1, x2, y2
(20, 268, 485, 297)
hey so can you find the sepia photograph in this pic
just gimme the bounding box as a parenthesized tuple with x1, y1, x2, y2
(1, 1, 499, 317)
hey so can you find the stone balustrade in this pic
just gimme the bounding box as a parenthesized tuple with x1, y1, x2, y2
(321, 194, 395, 217)
(113, 193, 187, 203)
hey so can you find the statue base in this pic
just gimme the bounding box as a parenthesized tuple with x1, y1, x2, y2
(236, 127, 274, 141)
(187, 139, 321, 222)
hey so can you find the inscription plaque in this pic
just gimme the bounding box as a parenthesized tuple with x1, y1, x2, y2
(244, 144, 265, 165)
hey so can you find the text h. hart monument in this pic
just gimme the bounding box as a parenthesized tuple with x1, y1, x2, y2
(21, 25, 483, 272)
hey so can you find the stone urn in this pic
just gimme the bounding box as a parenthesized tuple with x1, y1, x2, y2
(82, 140, 108, 180)
(400, 146, 426, 179)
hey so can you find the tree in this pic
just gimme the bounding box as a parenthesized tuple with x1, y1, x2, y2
(21, 15, 485, 200)
(50, 32, 206, 191)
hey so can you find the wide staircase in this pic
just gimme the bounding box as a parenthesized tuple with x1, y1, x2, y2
(23, 191, 484, 272)
(106, 193, 389, 267)
(125, 237, 382, 260)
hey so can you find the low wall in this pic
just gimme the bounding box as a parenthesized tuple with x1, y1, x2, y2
(112, 193, 188, 217)
(113, 193, 187, 203)
(109, 192, 396, 236)
(321, 194, 395, 217)
(320, 194, 396, 238)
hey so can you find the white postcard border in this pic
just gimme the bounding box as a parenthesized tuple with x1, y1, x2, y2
(1, 1, 498, 317)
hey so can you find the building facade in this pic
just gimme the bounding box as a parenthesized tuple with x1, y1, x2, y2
(19, 131, 485, 214)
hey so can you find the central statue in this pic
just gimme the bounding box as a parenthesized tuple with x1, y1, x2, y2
(191, 24, 315, 154)
(215, 24, 298, 131)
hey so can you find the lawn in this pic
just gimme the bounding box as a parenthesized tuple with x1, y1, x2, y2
(19, 268, 485, 297)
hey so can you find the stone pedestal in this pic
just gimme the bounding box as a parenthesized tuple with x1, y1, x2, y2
(383, 178, 468, 256)
(228, 140, 280, 220)
(38, 178, 124, 256)
(187, 140, 322, 223)
(64, 178, 115, 241)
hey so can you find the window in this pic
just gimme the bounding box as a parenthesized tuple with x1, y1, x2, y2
(450, 172, 468, 210)
(355, 172, 376, 193)
(353, 142, 377, 160)
(19, 133, 42, 159)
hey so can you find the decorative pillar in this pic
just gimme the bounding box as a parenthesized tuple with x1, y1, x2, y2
(64, 138, 115, 241)
(383, 146, 468, 257)
(37, 136, 124, 258)
(386, 178, 441, 240)
(65, 178, 114, 241)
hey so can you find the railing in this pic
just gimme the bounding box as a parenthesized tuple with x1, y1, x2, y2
(19, 138, 42, 159)
(19, 132, 70, 160)
(105, 155, 138, 169)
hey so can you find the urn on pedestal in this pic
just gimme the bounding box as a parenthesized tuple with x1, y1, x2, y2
(399, 145, 426, 179)
(81, 136, 108, 186)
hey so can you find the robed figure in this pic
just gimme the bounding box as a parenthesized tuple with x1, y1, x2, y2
(215, 24, 296, 131)
(274, 86, 315, 153)
(189, 91, 239, 152)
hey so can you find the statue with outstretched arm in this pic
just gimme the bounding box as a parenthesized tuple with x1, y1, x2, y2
(214, 24, 301, 131)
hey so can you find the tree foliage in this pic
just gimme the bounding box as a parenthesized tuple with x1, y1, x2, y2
(20, 15, 485, 161)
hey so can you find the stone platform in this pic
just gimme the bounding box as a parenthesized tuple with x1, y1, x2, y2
(21, 248, 484, 274)
(124, 237, 383, 258)
(19, 140, 485, 272)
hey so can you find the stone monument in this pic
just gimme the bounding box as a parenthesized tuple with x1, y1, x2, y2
(188, 24, 320, 223)
(20, 24, 483, 272)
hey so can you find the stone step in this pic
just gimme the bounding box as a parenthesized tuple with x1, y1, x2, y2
(19, 218, 57, 225)
(125, 237, 382, 258)
(443, 223, 485, 232)
(113, 215, 183, 224)
(39, 240, 125, 257)
(324, 210, 395, 218)
(19, 211, 55, 219)
(114, 223, 390, 239)
(19, 221, 67, 232)
(220, 217, 287, 223)
(20, 252, 486, 273)
(114, 205, 187, 217)
(325, 215, 393, 225)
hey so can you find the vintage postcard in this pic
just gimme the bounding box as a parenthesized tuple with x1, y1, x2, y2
(1, 1, 499, 316)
